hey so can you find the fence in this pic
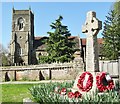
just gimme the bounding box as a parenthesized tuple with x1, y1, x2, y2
(99, 60, 119, 78)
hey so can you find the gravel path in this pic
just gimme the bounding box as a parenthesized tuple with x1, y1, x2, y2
(0, 80, 73, 84)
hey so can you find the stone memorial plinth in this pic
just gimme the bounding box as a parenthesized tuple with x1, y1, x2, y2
(72, 11, 102, 95)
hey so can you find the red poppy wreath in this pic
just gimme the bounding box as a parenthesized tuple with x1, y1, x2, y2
(96, 72, 114, 92)
(68, 91, 82, 98)
(77, 72, 93, 92)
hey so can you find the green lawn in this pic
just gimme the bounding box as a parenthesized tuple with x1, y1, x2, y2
(1, 82, 119, 103)
(1, 84, 39, 103)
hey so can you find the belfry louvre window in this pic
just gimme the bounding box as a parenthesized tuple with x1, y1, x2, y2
(18, 17, 24, 30)
(17, 48, 23, 56)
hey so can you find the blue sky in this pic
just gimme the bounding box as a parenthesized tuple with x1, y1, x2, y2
(1, 2, 114, 49)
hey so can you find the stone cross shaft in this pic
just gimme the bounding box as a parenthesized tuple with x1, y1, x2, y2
(82, 11, 102, 72)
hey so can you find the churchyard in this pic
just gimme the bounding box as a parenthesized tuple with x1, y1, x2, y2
(1, 10, 120, 103)
(1, 81, 119, 103)
(1, 84, 35, 103)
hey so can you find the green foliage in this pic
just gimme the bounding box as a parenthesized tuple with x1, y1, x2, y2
(102, 9, 120, 60)
(82, 90, 119, 103)
(29, 81, 74, 103)
(2, 82, 120, 103)
(2, 52, 9, 66)
(29, 82, 120, 103)
(39, 15, 76, 63)
(113, 1, 120, 15)
(38, 56, 51, 64)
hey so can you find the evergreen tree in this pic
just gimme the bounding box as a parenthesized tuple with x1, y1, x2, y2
(113, 1, 120, 15)
(0, 43, 10, 66)
(39, 16, 76, 63)
(102, 9, 120, 60)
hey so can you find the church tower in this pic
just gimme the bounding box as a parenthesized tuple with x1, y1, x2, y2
(10, 8, 35, 65)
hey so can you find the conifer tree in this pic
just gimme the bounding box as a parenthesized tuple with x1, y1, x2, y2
(102, 8, 120, 60)
(39, 16, 75, 63)
(113, 1, 120, 15)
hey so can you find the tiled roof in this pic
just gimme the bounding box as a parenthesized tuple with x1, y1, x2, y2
(34, 36, 103, 51)
(97, 38, 103, 44)
(68, 36, 76, 39)
(81, 38, 103, 46)
(81, 38, 86, 46)
(34, 36, 48, 50)
(34, 37, 43, 40)
(34, 36, 80, 51)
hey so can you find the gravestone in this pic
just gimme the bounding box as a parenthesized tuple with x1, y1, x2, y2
(73, 11, 102, 94)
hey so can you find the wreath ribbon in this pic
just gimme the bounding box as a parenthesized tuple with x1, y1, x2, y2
(96, 72, 114, 92)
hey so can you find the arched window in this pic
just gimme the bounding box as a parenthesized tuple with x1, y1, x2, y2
(17, 48, 23, 56)
(18, 17, 24, 30)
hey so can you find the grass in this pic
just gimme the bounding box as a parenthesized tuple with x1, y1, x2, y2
(1, 84, 39, 103)
(1, 81, 74, 103)
(1, 81, 120, 103)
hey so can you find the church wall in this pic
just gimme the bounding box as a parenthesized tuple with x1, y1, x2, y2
(1, 61, 84, 81)
(12, 14, 29, 31)
(36, 51, 48, 61)
(13, 10, 30, 14)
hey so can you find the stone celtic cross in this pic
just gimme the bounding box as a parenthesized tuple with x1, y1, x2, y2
(82, 11, 102, 72)
(72, 11, 102, 93)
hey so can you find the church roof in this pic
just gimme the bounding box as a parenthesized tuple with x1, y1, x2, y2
(34, 36, 103, 51)
(81, 38, 103, 46)
(97, 38, 103, 44)
(34, 36, 48, 51)
(34, 36, 81, 51)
